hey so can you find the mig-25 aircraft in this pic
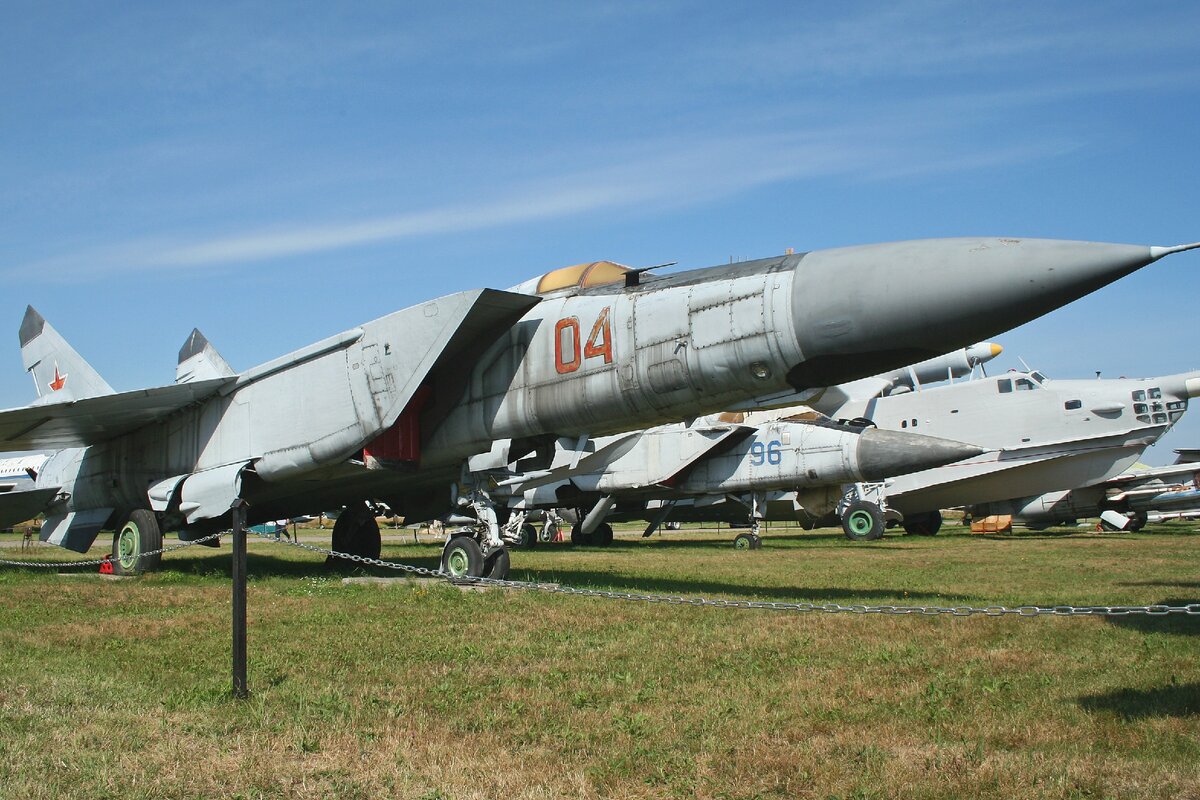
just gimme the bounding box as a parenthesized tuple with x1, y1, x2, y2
(1, 237, 1196, 577)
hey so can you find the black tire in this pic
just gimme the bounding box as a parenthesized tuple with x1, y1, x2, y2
(750, 534, 763, 550)
(593, 522, 614, 547)
(330, 502, 382, 562)
(902, 510, 943, 537)
(484, 547, 511, 580)
(841, 501, 885, 542)
(1127, 511, 1148, 532)
(539, 523, 557, 543)
(569, 523, 590, 546)
(733, 532, 756, 550)
(441, 535, 485, 579)
(111, 509, 162, 575)
(516, 524, 538, 549)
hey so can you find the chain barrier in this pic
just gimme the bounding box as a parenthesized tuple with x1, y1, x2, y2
(0, 531, 224, 569)
(254, 532, 1200, 619)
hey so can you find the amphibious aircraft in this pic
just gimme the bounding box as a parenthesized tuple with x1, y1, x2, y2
(1, 236, 1196, 576)
(806, 366, 1200, 536)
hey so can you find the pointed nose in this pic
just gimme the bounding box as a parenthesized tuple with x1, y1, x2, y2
(855, 427, 984, 481)
(786, 237, 1180, 388)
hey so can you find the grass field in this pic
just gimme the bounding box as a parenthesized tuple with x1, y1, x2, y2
(1, 521, 1198, 799)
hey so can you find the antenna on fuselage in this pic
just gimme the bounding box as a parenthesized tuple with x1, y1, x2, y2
(624, 262, 677, 288)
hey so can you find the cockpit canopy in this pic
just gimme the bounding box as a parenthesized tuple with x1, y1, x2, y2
(510, 261, 631, 296)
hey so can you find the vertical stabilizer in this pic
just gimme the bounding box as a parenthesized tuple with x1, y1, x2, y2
(19, 306, 115, 403)
(176, 328, 235, 383)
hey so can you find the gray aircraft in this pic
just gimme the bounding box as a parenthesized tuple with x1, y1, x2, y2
(1, 236, 1196, 577)
(458, 413, 982, 558)
(975, 455, 1200, 531)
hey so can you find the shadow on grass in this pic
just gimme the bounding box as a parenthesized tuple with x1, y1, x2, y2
(159, 552, 965, 604)
(1104, 598, 1200, 637)
(503, 567, 972, 604)
(1078, 682, 1200, 719)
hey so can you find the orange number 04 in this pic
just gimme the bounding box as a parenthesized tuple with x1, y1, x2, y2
(555, 307, 613, 374)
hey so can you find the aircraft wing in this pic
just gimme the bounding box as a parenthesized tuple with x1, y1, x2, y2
(0, 377, 233, 452)
(0, 487, 60, 529)
(1105, 462, 1200, 485)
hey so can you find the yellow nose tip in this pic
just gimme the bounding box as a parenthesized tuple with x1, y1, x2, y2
(990, 343, 1003, 357)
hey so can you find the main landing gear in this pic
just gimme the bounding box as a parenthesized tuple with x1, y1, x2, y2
(438, 488, 512, 580)
(901, 510, 942, 537)
(111, 509, 163, 575)
(327, 501, 382, 568)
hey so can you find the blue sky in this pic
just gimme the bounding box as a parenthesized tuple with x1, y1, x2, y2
(2, 0, 1198, 464)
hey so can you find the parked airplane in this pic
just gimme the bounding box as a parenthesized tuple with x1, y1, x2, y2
(1, 236, 1195, 576)
(778, 364, 1199, 537)
(975, 456, 1200, 531)
(457, 413, 982, 562)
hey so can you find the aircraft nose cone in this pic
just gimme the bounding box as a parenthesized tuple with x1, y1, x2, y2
(786, 237, 1170, 389)
(855, 427, 984, 481)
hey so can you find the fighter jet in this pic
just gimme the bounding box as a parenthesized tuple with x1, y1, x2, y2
(0, 236, 1195, 576)
(457, 413, 982, 559)
(975, 456, 1200, 531)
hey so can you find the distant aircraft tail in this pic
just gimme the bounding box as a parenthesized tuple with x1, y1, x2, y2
(19, 306, 115, 403)
(176, 328, 235, 383)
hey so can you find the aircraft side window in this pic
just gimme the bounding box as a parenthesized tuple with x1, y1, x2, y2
(901, 420, 907, 428)
(998, 379, 1013, 393)
(912, 418, 918, 427)
(1149, 387, 1162, 399)
(1170, 410, 1185, 422)
(1134, 403, 1148, 414)
(1153, 413, 1168, 424)
(1152, 402, 1163, 413)
(1137, 414, 1150, 423)
(1132, 390, 1146, 402)
(1167, 401, 1185, 411)
(1015, 379, 1034, 391)
(1064, 399, 1082, 410)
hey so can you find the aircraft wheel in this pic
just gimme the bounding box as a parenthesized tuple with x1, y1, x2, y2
(331, 502, 381, 561)
(569, 523, 590, 546)
(515, 523, 538, 549)
(441, 535, 485, 579)
(902, 510, 943, 536)
(841, 501, 885, 542)
(111, 509, 162, 575)
(484, 547, 511, 580)
(593, 522, 614, 547)
(733, 532, 762, 550)
(540, 523, 557, 543)
(1127, 511, 1148, 532)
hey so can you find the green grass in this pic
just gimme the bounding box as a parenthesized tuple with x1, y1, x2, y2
(1, 522, 1198, 799)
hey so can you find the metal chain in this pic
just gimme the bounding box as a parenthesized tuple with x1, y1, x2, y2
(0, 531, 224, 569)
(254, 532, 1200, 618)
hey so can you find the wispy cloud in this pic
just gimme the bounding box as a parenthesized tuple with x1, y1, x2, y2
(4, 124, 1064, 282)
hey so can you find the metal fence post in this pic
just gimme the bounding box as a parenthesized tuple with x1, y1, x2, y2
(231, 500, 249, 699)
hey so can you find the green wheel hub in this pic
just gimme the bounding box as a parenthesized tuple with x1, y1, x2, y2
(117, 523, 141, 571)
(446, 547, 469, 577)
(848, 510, 874, 536)
(735, 536, 750, 550)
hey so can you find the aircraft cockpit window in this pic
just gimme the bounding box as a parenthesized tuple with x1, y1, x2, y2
(1064, 399, 1082, 410)
(535, 261, 631, 294)
(1134, 403, 1148, 414)
(1152, 402, 1163, 413)
(1132, 390, 1146, 402)
(1170, 410, 1185, 422)
(998, 379, 1013, 393)
(1167, 401, 1186, 411)
(1030, 372, 1046, 383)
(1149, 388, 1162, 399)
(1153, 413, 1168, 424)
(1015, 379, 1035, 391)
(1137, 414, 1151, 423)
